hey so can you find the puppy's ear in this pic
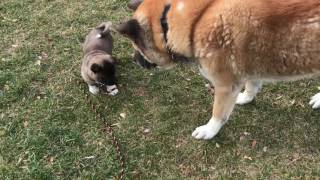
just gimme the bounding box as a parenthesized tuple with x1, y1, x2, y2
(112, 19, 141, 42)
(127, 0, 143, 11)
(97, 22, 112, 37)
(90, 63, 102, 73)
(109, 56, 117, 64)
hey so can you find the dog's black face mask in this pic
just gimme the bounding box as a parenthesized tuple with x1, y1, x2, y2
(91, 61, 117, 88)
(133, 50, 157, 69)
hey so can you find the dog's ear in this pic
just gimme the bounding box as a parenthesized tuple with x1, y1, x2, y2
(127, 0, 143, 11)
(90, 63, 102, 73)
(112, 19, 141, 42)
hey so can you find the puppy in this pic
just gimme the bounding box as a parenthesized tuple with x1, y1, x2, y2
(114, 0, 320, 140)
(81, 22, 118, 96)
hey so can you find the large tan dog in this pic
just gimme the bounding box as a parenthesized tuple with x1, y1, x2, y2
(115, 0, 320, 140)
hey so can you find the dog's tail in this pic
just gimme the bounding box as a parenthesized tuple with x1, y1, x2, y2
(96, 22, 112, 38)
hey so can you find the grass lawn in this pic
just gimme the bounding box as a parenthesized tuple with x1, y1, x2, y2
(1, 0, 320, 179)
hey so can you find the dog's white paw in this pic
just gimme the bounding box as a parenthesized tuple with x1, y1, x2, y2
(309, 93, 320, 109)
(89, 85, 99, 95)
(107, 85, 118, 96)
(236, 92, 254, 105)
(192, 119, 223, 140)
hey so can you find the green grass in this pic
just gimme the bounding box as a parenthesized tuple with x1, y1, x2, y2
(1, 0, 320, 179)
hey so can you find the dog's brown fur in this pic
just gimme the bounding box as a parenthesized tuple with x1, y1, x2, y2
(115, 0, 320, 139)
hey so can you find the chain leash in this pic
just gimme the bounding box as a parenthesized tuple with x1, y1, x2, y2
(77, 80, 125, 180)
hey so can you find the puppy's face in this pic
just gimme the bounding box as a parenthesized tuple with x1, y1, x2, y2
(114, 0, 174, 69)
(88, 56, 116, 86)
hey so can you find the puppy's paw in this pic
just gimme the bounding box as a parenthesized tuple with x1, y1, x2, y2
(236, 92, 254, 105)
(309, 93, 320, 109)
(108, 88, 119, 96)
(89, 85, 100, 95)
(107, 85, 118, 96)
(192, 119, 223, 140)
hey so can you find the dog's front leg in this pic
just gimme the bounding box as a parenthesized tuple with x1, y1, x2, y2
(192, 83, 242, 140)
(88, 84, 100, 95)
(310, 92, 320, 109)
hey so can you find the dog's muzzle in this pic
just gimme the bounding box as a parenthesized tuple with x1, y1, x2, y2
(133, 50, 157, 69)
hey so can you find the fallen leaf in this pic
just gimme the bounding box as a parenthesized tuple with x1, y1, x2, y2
(289, 99, 296, 106)
(41, 52, 48, 59)
(143, 128, 151, 134)
(236, 149, 241, 156)
(135, 87, 146, 97)
(244, 132, 250, 136)
(0, 129, 5, 136)
(251, 139, 257, 149)
(132, 170, 140, 177)
(175, 138, 186, 148)
(35, 60, 41, 66)
(83, 156, 95, 159)
(215, 143, 220, 148)
(244, 155, 253, 161)
(17, 156, 23, 165)
(263, 146, 268, 152)
(287, 153, 301, 165)
(23, 121, 29, 128)
(49, 156, 54, 165)
(111, 123, 120, 127)
(4, 85, 9, 91)
(120, 113, 126, 118)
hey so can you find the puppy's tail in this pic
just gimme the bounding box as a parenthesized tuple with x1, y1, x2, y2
(96, 22, 112, 38)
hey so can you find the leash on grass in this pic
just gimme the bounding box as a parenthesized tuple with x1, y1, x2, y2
(77, 80, 125, 180)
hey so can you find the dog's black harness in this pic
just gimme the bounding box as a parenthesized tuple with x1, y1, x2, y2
(160, 5, 190, 63)
(161, 5, 171, 42)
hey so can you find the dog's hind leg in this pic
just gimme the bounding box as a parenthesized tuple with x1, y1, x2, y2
(192, 83, 242, 140)
(309, 92, 320, 109)
(236, 80, 262, 105)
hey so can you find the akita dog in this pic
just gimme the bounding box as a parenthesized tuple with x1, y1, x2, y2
(115, 0, 320, 140)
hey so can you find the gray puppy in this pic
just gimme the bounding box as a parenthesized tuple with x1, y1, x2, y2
(81, 22, 118, 95)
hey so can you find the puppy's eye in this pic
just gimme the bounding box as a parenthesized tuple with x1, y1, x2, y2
(90, 63, 102, 73)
